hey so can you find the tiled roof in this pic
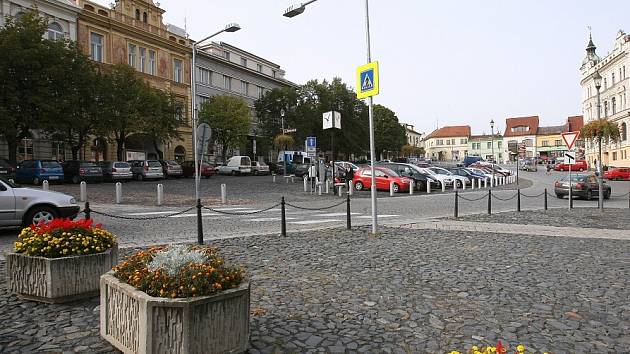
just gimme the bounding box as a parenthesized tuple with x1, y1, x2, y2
(503, 116, 539, 137)
(537, 125, 566, 136)
(567, 115, 584, 132)
(425, 126, 471, 139)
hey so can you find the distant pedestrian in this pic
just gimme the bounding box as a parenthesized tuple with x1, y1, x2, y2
(345, 167, 355, 191)
(546, 162, 552, 174)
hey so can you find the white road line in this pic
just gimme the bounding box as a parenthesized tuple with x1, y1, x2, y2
(127, 211, 181, 216)
(249, 217, 298, 222)
(314, 212, 362, 217)
(169, 213, 225, 218)
(288, 219, 342, 225)
(356, 215, 399, 219)
(211, 207, 256, 211)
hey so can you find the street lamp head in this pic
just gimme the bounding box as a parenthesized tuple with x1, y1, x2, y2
(593, 71, 602, 90)
(283, 4, 306, 17)
(490, 119, 495, 130)
(280, 109, 285, 117)
(224, 23, 241, 32)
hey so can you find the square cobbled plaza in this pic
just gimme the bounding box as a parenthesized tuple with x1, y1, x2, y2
(1, 173, 629, 354)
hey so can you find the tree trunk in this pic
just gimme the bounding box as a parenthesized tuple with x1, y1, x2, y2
(71, 146, 80, 161)
(116, 138, 125, 161)
(7, 141, 18, 165)
(221, 142, 228, 165)
(153, 140, 164, 160)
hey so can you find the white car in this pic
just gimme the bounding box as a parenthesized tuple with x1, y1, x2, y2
(0, 177, 80, 227)
(415, 167, 454, 188)
(428, 166, 470, 188)
(468, 167, 493, 180)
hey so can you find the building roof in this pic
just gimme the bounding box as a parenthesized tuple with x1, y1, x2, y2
(503, 116, 539, 137)
(425, 125, 471, 139)
(469, 134, 502, 141)
(567, 115, 584, 132)
(537, 125, 566, 136)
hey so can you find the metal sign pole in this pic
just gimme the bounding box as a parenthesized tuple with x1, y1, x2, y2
(569, 162, 572, 209)
(365, 0, 377, 234)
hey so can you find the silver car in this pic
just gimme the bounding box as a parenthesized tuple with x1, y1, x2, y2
(0, 177, 80, 227)
(129, 160, 164, 181)
(99, 161, 133, 181)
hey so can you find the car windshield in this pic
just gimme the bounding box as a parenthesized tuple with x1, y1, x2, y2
(0, 176, 18, 188)
(114, 162, 130, 168)
(148, 161, 161, 168)
(80, 162, 98, 167)
(561, 175, 587, 182)
(41, 161, 61, 168)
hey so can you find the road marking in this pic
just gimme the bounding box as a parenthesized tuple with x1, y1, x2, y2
(169, 213, 224, 218)
(288, 219, 342, 225)
(356, 215, 399, 219)
(314, 212, 361, 217)
(211, 207, 256, 211)
(249, 217, 297, 222)
(127, 211, 182, 216)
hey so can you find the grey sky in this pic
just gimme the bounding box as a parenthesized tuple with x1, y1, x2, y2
(95, 0, 629, 135)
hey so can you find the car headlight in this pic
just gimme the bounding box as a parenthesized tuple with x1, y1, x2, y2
(69, 198, 77, 205)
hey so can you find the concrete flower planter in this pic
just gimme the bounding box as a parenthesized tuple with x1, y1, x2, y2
(6, 246, 118, 303)
(100, 272, 250, 354)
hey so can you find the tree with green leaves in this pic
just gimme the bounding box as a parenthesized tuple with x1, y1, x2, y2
(581, 118, 621, 209)
(0, 11, 57, 163)
(373, 104, 407, 158)
(198, 95, 251, 163)
(137, 89, 181, 160)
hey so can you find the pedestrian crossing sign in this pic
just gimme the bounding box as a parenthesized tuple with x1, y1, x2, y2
(356, 61, 379, 99)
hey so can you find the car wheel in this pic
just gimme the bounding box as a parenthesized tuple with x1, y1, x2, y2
(72, 175, 80, 184)
(579, 168, 584, 172)
(456, 180, 462, 188)
(586, 189, 593, 200)
(25, 206, 58, 227)
(556, 194, 563, 199)
(355, 181, 364, 191)
(137, 174, 144, 181)
(32, 177, 40, 186)
(231, 170, 236, 176)
(254, 170, 259, 176)
(392, 183, 400, 193)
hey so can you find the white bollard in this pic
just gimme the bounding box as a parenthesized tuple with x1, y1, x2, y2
(115, 182, 122, 204)
(338, 185, 344, 197)
(318, 184, 322, 196)
(453, 180, 458, 191)
(272, 174, 276, 183)
(325, 180, 330, 194)
(348, 181, 354, 196)
(427, 181, 431, 194)
(221, 183, 227, 204)
(390, 181, 395, 196)
(157, 184, 163, 206)
(303, 177, 308, 192)
(462, 180, 466, 190)
(441, 181, 446, 193)
(80, 181, 87, 202)
(484, 178, 488, 188)
(42, 180, 49, 191)
(409, 180, 414, 195)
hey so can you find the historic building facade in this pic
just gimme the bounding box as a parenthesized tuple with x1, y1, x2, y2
(468, 134, 504, 162)
(502, 116, 540, 161)
(75, 0, 193, 161)
(580, 30, 630, 167)
(401, 123, 425, 149)
(423, 126, 470, 161)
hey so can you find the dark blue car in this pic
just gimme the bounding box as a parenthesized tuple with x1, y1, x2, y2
(15, 160, 64, 185)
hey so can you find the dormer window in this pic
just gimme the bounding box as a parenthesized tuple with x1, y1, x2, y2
(511, 126, 529, 133)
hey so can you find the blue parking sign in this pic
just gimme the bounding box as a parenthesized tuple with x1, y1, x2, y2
(307, 137, 316, 148)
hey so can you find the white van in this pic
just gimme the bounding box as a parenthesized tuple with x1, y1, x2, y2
(218, 156, 252, 175)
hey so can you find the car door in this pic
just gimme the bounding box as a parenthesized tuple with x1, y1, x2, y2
(0, 180, 16, 225)
(375, 169, 389, 189)
(15, 161, 32, 183)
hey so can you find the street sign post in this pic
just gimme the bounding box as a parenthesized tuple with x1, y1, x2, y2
(562, 131, 580, 151)
(306, 136, 317, 158)
(564, 150, 576, 208)
(195, 123, 211, 181)
(356, 61, 379, 99)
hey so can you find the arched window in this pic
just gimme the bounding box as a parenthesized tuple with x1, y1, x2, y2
(135, 9, 140, 20)
(47, 22, 64, 40)
(621, 122, 627, 141)
(612, 97, 617, 115)
(604, 101, 609, 117)
(143, 12, 148, 23)
(174, 146, 186, 161)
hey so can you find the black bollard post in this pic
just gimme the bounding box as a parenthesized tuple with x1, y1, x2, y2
(544, 188, 548, 210)
(84, 201, 91, 220)
(570, 189, 573, 210)
(346, 193, 351, 230)
(196, 199, 204, 245)
(454, 191, 459, 218)
(517, 189, 521, 212)
(487, 190, 492, 215)
(281, 196, 287, 237)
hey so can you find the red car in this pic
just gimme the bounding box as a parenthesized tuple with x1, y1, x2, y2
(352, 167, 412, 193)
(180, 161, 215, 178)
(555, 160, 588, 172)
(604, 167, 630, 180)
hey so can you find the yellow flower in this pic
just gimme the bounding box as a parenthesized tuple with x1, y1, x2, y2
(517, 345, 525, 352)
(472, 346, 479, 351)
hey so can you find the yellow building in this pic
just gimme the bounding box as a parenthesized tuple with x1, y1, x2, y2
(76, 0, 193, 161)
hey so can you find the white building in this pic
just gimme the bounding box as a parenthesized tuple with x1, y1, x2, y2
(502, 116, 539, 162)
(0, 0, 80, 41)
(401, 123, 425, 149)
(580, 30, 630, 167)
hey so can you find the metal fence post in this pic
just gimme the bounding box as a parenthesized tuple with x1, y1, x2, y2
(346, 193, 351, 230)
(196, 199, 204, 245)
(517, 189, 521, 212)
(487, 190, 492, 215)
(115, 182, 122, 204)
(80, 181, 87, 202)
(544, 188, 548, 210)
(84, 201, 91, 220)
(42, 180, 49, 191)
(281, 196, 287, 237)
(454, 191, 459, 218)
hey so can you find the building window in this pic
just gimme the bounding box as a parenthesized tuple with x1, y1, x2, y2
(437, 139, 443, 146)
(542, 140, 549, 147)
(143, 12, 148, 23)
(135, 9, 140, 20)
(139, 47, 146, 72)
(224, 76, 232, 91)
(224, 51, 230, 61)
(460, 139, 467, 145)
(612, 152, 617, 161)
(621, 122, 627, 141)
(174, 105, 186, 124)
(511, 126, 529, 133)
(90, 33, 104, 62)
(47, 22, 64, 40)
(128, 44, 136, 68)
(487, 142, 492, 149)
(241, 80, 248, 95)
(554, 139, 562, 146)
(256, 85, 263, 98)
(257, 63, 263, 72)
(272, 70, 277, 78)
(148, 50, 156, 75)
(446, 139, 451, 145)
(612, 97, 617, 115)
(604, 78, 607, 90)
(173, 59, 183, 83)
(197, 67, 211, 85)
(604, 101, 609, 117)
(612, 72, 616, 85)
(241, 57, 247, 67)
(497, 141, 502, 149)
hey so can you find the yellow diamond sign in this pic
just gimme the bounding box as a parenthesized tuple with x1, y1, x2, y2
(356, 61, 379, 99)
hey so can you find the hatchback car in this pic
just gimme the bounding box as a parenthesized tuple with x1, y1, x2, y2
(159, 160, 183, 179)
(604, 167, 630, 181)
(377, 162, 437, 191)
(98, 161, 133, 182)
(251, 161, 271, 175)
(0, 159, 16, 179)
(15, 160, 64, 185)
(180, 161, 214, 178)
(555, 160, 588, 172)
(353, 167, 412, 193)
(554, 174, 611, 200)
(129, 160, 164, 181)
(0, 177, 79, 227)
(62, 160, 103, 184)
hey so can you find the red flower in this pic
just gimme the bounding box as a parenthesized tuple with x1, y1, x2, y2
(496, 341, 506, 354)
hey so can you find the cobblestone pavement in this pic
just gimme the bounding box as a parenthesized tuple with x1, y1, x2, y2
(2, 213, 630, 353)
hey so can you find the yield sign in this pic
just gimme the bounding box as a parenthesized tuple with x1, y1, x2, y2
(561, 131, 580, 150)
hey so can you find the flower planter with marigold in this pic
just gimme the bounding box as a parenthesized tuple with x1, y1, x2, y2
(100, 245, 249, 354)
(6, 218, 118, 303)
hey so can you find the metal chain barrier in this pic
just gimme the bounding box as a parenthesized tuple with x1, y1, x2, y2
(458, 193, 489, 202)
(89, 205, 197, 220)
(520, 191, 546, 198)
(202, 203, 280, 215)
(491, 192, 519, 201)
(611, 191, 630, 198)
(285, 199, 347, 211)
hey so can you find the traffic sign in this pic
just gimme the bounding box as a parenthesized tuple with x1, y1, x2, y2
(283, 128, 297, 133)
(565, 151, 576, 165)
(562, 131, 580, 151)
(306, 136, 317, 157)
(356, 61, 380, 99)
(196, 123, 211, 155)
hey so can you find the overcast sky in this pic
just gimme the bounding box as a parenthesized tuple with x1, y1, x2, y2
(95, 0, 629, 135)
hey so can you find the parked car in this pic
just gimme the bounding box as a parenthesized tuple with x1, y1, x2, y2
(555, 160, 588, 172)
(0, 177, 79, 227)
(129, 160, 164, 181)
(377, 162, 438, 191)
(15, 160, 64, 185)
(463, 156, 483, 167)
(467, 167, 493, 181)
(0, 159, 16, 179)
(218, 156, 252, 175)
(293, 163, 309, 177)
(251, 161, 270, 175)
(428, 166, 469, 188)
(62, 160, 103, 184)
(416, 167, 454, 189)
(98, 161, 133, 182)
(352, 167, 412, 193)
(520, 160, 538, 172)
(159, 160, 183, 179)
(180, 161, 214, 178)
(449, 167, 486, 183)
(604, 167, 630, 181)
(554, 173, 611, 200)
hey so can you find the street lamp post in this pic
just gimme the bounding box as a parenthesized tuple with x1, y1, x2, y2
(490, 119, 495, 188)
(280, 109, 287, 177)
(283, 0, 378, 233)
(593, 70, 603, 210)
(191, 23, 241, 202)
